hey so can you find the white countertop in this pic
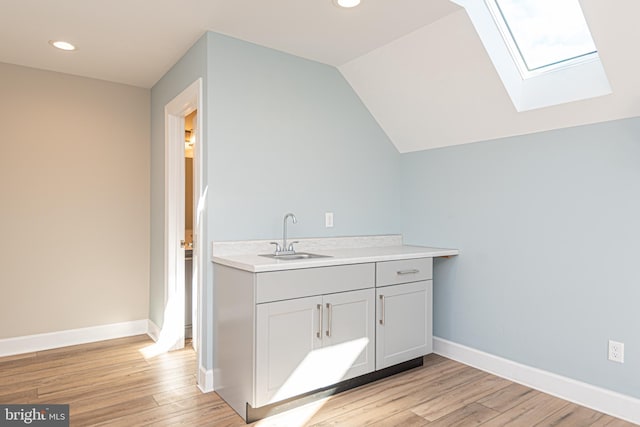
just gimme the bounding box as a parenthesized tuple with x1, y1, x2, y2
(212, 244, 459, 273)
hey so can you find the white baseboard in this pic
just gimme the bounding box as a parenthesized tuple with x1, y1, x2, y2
(198, 365, 214, 393)
(147, 319, 161, 342)
(433, 337, 640, 425)
(0, 320, 149, 357)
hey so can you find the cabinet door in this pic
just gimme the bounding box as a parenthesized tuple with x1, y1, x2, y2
(322, 288, 375, 383)
(376, 280, 432, 370)
(255, 296, 323, 407)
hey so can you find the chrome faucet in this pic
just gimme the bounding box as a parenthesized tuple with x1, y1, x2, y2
(271, 213, 298, 255)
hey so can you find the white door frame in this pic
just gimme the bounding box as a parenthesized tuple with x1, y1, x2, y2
(164, 79, 204, 383)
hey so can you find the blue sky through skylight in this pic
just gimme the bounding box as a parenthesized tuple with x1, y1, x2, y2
(493, 0, 597, 71)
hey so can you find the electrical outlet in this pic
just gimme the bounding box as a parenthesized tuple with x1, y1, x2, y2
(325, 212, 334, 228)
(608, 340, 624, 363)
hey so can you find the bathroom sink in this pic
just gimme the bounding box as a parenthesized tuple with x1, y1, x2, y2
(259, 252, 332, 261)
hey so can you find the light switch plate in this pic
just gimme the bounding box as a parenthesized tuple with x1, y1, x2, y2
(325, 212, 334, 228)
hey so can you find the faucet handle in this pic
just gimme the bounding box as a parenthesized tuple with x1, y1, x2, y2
(287, 241, 299, 252)
(270, 242, 282, 254)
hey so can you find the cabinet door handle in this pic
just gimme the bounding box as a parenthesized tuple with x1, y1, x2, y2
(397, 269, 420, 275)
(316, 304, 322, 339)
(379, 295, 385, 325)
(326, 303, 332, 337)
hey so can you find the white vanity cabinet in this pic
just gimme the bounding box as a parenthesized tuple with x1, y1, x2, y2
(375, 258, 433, 369)
(255, 287, 375, 407)
(213, 262, 376, 418)
(212, 248, 447, 422)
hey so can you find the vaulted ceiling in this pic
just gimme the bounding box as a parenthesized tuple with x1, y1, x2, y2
(2, 0, 639, 152)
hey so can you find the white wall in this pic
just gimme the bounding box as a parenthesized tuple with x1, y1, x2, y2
(0, 62, 150, 339)
(339, 1, 640, 152)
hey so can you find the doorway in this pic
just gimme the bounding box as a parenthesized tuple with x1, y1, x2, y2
(184, 110, 196, 341)
(161, 78, 205, 388)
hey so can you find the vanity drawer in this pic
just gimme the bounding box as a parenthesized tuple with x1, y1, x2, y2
(376, 258, 432, 287)
(256, 263, 375, 303)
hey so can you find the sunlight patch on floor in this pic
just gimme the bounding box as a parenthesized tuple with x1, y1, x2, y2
(255, 397, 330, 427)
(140, 293, 184, 359)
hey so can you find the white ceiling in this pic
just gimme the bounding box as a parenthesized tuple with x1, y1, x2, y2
(339, 0, 640, 152)
(2, 0, 638, 151)
(0, 0, 460, 88)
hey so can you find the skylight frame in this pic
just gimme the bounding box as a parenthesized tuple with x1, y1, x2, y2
(484, 0, 600, 79)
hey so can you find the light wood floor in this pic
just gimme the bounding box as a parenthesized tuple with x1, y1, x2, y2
(0, 335, 635, 426)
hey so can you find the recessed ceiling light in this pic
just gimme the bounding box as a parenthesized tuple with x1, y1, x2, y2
(333, 0, 361, 8)
(49, 40, 77, 51)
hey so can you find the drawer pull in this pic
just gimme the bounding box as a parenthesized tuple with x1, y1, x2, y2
(397, 269, 420, 275)
(379, 294, 385, 325)
(316, 304, 322, 339)
(326, 303, 332, 337)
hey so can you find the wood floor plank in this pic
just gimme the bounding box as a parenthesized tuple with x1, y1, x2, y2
(35, 359, 152, 395)
(0, 381, 39, 399)
(310, 368, 491, 426)
(38, 368, 195, 405)
(0, 336, 149, 378)
(0, 350, 149, 385)
(69, 395, 159, 426)
(34, 347, 196, 402)
(34, 335, 150, 357)
(156, 408, 244, 427)
(369, 410, 431, 426)
(478, 382, 539, 412)
(58, 373, 196, 417)
(535, 403, 606, 426)
(411, 373, 512, 421)
(152, 384, 203, 406)
(256, 399, 336, 427)
(152, 404, 243, 427)
(306, 362, 482, 425)
(427, 402, 500, 426)
(91, 391, 227, 426)
(0, 335, 634, 427)
(478, 391, 570, 426)
(302, 371, 425, 424)
(0, 351, 37, 364)
(0, 388, 39, 404)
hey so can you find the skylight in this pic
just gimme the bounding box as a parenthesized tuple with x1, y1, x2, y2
(486, 0, 598, 77)
(452, 0, 611, 111)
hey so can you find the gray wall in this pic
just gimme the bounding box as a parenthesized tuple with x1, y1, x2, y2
(150, 32, 401, 371)
(400, 117, 640, 398)
(204, 33, 401, 370)
(149, 35, 208, 328)
(206, 32, 401, 241)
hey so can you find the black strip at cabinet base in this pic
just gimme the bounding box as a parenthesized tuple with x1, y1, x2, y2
(245, 357, 423, 424)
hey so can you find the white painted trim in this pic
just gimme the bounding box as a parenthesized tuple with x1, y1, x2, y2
(0, 320, 148, 357)
(164, 110, 186, 352)
(198, 366, 214, 393)
(147, 319, 161, 342)
(163, 78, 205, 388)
(433, 337, 640, 425)
(191, 79, 205, 363)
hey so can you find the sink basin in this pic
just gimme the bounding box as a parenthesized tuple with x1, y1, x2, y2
(259, 252, 332, 261)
